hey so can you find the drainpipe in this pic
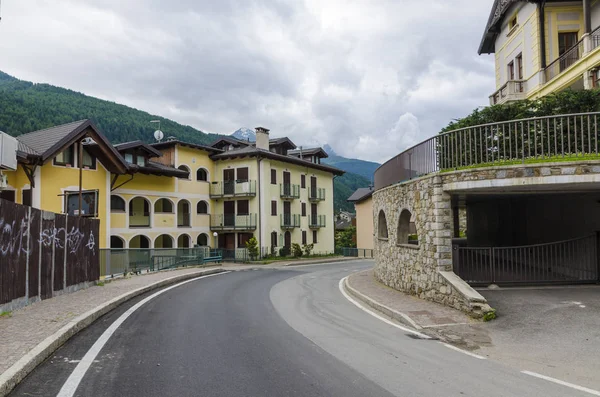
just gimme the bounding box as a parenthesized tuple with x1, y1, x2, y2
(332, 174, 338, 253)
(539, 2, 547, 69)
(257, 155, 263, 256)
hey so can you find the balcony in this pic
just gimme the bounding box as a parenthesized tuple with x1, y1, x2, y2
(210, 180, 256, 198)
(281, 214, 300, 229)
(129, 211, 150, 228)
(280, 184, 300, 199)
(309, 215, 326, 229)
(211, 214, 257, 231)
(543, 26, 600, 84)
(489, 80, 526, 105)
(308, 187, 325, 202)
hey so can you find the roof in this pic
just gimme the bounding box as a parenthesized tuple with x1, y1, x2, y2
(269, 137, 296, 150)
(335, 219, 353, 230)
(479, 0, 532, 54)
(209, 136, 251, 148)
(115, 140, 163, 157)
(15, 119, 128, 174)
(211, 147, 345, 175)
(288, 147, 328, 158)
(153, 139, 223, 153)
(347, 187, 374, 203)
(128, 160, 189, 178)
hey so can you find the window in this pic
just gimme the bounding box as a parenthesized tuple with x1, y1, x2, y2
(136, 156, 145, 167)
(178, 165, 191, 179)
(110, 195, 126, 212)
(82, 148, 96, 169)
(237, 200, 249, 215)
(592, 69, 600, 88)
(516, 53, 523, 80)
(378, 210, 388, 239)
(301, 175, 306, 188)
(312, 230, 318, 244)
(508, 15, 517, 31)
(0, 190, 15, 202)
(54, 145, 74, 166)
(271, 231, 278, 248)
(197, 233, 209, 246)
(197, 168, 208, 181)
(271, 200, 277, 216)
(271, 169, 277, 184)
(302, 230, 307, 245)
(65, 190, 98, 216)
(397, 209, 417, 246)
(110, 236, 125, 249)
(197, 200, 208, 214)
(155, 198, 174, 213)
(508, 60, 515, 80)
(237, 167, 248, 182)
(238, 233, 252, 248)
(22, 189, 31, 207)
(558, 32, 579, 71)
(124, 153, 133, 164)
(301, 202, 306, 217)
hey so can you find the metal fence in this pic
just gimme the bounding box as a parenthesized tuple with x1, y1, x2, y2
(210, 180, 256, 197)
(375, 112, 600, 189)
(339, 248, 374, 258)
(453, 234, 599, 286)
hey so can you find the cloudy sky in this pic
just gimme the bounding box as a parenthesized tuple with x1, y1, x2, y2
(0, 0, 495, 163)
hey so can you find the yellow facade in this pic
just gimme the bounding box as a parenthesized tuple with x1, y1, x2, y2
(354, 197, 374, 250)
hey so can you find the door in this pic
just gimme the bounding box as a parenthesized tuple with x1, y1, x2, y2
(223, 169, 235, 195)
(224, 201, 235, 227)
(559, 32, 579, 71)
(310, 176, 317, 199)
(283, 171, 291, 196)
(311, 203, 317, 225)
(283, 201, 291, 226)
(284, 231, 291, 251)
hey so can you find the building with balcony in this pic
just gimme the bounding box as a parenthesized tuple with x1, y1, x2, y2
(2, 122, 343, 257)
(480, 0, 600, 105)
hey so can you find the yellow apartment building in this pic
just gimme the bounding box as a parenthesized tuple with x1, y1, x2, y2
(0, 121, 343, 257)
(347, 187, 374, 250)
(480, 0, 600, 104)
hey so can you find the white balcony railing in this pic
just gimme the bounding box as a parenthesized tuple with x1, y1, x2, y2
(489, 80, 526, 105)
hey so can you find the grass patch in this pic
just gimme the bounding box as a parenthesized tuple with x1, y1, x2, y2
(97, 281, 105, 287)
(483, 309, 497, 322)
(253, 254, 340, 265)
(441, 153, 600, 173)
(0, 311, 12, 318)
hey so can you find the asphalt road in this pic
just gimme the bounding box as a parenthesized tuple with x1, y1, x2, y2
(9, 261, 598, 396)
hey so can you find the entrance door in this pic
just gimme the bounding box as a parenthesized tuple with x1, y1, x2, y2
(559, 32, 579, 71)
(284, 231, 291, 251)
(223, 169, 235, 195)
(310, 176, 317, 199)
(224, 201, 235, 227)
(283, 171, 291, 196)
(283, 201, 291, 226)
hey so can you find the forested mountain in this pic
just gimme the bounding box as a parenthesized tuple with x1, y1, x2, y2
(0, 70, 368, 212)
(0, 71, 219, 144)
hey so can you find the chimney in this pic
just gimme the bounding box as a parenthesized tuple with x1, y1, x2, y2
(255, 127, 270, 150)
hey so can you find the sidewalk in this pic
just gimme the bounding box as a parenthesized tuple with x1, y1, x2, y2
(0, 266, 225, 395)
(346, 269, 492, 350)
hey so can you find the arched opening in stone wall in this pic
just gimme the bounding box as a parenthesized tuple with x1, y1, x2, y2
(397, 209, 417, 245)
(377, 210, 388, 239)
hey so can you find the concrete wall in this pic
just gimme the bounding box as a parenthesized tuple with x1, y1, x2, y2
(354, 197, 374, 249)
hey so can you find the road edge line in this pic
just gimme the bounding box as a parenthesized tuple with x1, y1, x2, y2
(0, 268, 227, 397)
(338, 276, 431, 339)
(521, 371, 600, 396)
(342, 274, 422, 330)
(441, 343, 486, 360)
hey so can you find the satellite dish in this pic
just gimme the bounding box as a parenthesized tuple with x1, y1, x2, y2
(154, 129, 164, 142)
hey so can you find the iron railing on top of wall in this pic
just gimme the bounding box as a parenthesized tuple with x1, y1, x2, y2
(374, 112, 600, 190)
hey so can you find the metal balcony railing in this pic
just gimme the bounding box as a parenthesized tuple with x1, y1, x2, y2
(374, 112, 600, 190)
(280, 184, 300, 199)
(545, 39, 584, 83)
(210, 214, 257, 230)
(309, 215, 326, 228)
(210, 180, 256, 198)
(281, 214, 300, 229)
(308, 187, 325, 201)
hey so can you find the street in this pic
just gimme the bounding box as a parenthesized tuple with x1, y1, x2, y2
(9, 261, 597, 396)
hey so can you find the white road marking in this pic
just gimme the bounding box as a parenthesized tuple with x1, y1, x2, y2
(338, 277, 431, 339)
(56, 271, 231, 397)
(441, 343, 486, 360)
(422, 322, 470, 328)
(522, 371, 600, 396)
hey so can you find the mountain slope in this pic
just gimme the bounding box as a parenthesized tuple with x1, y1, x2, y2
(231, 128, 256, 142)
(334, 172, 372, 213)
(0, 71, 220, 144)
(322, 145, 380, 182)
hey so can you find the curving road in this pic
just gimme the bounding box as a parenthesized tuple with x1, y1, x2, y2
(9, 261, 597, 397)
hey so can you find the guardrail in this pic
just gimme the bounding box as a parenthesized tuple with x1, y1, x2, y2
(309, 187, 326, 201)
(281, 214, 300, 228)
(280, 183, 300, 199)
(338, 247, 374, 258)
(210, 214, 257, 230)
(210, 180, 256, 197)
(374, 112, 600, 190)
(309, 215, 326, 228)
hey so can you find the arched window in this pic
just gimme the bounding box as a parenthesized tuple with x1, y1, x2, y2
(397, 209, 417, 245)
(197, 233, 208, 246)
(178, 234, 191, 248)
(154, 198, 174, 213)
(378, 210, 388, 239)
(110, 235, 125, 249)
(155, 234, 174, 248)
(110, 195, 125, 212)
(196, 168, 208, 181)
(178, 200, 191, 227)
(130, 235, 150, 249)
(177, 165, 191, 179)
(197, 200, 208, 214)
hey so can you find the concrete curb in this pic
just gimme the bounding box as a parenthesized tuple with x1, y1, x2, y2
(284, 257, 368, 266)
(0, 267, 227, 397)
(343, 273, 422, 330)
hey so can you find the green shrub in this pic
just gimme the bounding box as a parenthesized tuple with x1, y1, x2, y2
(303, 243, 314, 256)
(292, 243, 303, 258)
(279, 247, 290, 257)
(245, 237, 259, 260)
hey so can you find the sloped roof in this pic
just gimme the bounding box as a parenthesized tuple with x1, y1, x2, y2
(288, 147, 328, 158)
(17, 120, 89, 157)
(115, 140, 163, 157)
(152, 139, 223, 154)
(479, 0, 529, 54)
(347, 187, 374, 203)
(127, 160, 189, 178)
(211, 146, 345, 175)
